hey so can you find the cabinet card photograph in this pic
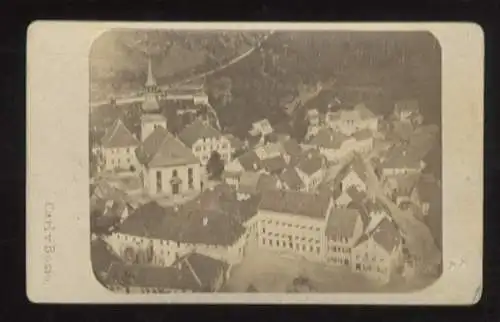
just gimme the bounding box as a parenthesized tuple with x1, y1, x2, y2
(26, 22, 484, 304)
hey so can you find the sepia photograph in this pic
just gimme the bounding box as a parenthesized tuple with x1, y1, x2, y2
(26, 22, 483, 304)
(89, 29, 443, 294)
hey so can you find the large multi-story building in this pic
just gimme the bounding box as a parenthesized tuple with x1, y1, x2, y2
(100, 119, 140, 172)
(178, 119, 232, 166)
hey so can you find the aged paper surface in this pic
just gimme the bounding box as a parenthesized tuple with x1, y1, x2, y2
(26, 22, 483, 304)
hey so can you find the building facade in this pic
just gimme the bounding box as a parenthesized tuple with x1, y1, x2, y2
(101, 119, 140, 172)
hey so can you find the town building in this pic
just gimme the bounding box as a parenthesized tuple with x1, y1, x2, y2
(393, 99, 422, 124)
(135, 126, 202, 196)
(254, 189, 334, 262)
(104, 252, 229, 293)
(379, 148, 426, 177)
(351, 217, 403, 284)
(105, 186, 261, 267)
(100, 119, 140, 172)
(279, 167, 306, 191)
(324, 208, 365, 267)
(306, 128, 374, 163)
(178, 119, 232, 166)
(294, 148, 326, 192)
(325, 103, 378, 136)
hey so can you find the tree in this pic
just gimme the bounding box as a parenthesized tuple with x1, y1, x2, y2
(206, 151, 225, 180)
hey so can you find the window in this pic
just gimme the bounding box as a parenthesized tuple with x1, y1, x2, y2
(316, 247, 320, 254)
(188, 168, 194, 189)
(172, 169, 178, 177)
(269, 240, 273, 246)
(156, 171, 162, 192)
(309, 245, 314, 252)
(195, 146, 202, 152)
(355, 263, 361, 271)
(262, 228, 266, 234)
(302, 244, 306, 251)
(289, 242, 293, 249)
(262, 238, 266, 245)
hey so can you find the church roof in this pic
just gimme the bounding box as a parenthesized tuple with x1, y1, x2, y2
(178, 119, 223, 147)
(135, 127, 198, 167)
(101, 119, 139, 149)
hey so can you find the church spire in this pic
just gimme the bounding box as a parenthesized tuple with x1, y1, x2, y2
(142, 54, 160, 112)
(145, 56, 157, 88)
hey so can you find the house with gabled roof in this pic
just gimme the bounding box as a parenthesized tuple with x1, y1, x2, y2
(351, 217, 404, 284)
(279, 167, 306, 192)
(294, 148, 326, 192)
(380, 147, 426, 177)
(135, 126, 202, 196)
(325, 103, 378, 136)
(393, 99, 423, 125)
(104, 252, 228, 293)
(101, 118, 140, 172)
(105, 185, 263, 267)
(324, 208, 365, 267)
(178, 119, 232, 165)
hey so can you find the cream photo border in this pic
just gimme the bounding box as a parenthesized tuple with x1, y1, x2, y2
(26, 21, 484, 305)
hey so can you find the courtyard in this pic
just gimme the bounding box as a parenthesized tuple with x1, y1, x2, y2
(221, 238, 382, 293)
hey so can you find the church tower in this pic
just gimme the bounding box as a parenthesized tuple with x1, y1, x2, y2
(142, 56, 161, 112)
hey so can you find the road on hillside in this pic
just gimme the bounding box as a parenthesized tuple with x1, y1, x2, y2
(90, 31, 276, 109)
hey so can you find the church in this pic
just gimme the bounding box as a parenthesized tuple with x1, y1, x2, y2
(135, 57, 203, 197)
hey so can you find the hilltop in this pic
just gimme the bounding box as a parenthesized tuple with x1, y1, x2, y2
(90, 30, 268, 101)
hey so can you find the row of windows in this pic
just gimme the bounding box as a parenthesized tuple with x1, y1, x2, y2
(261, 238, 321, 254)
(355, 253, 385, 263)
(110, 148, 133, 154)
(262, 220, 321, 232)
(194, 142, 229, 152)
(108, 158, 132, 165)
(354, 263, 388, 274)
(327, 257, 350, 266)
(263, 231, 320, 244)
(329, 245, 351, 254)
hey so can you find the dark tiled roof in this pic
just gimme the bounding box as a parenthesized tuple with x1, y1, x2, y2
(178, 119, 223, 148)
(325, 208, 361, 239)
(91, 239, 123, 274)
(336, 156, 368, 184)
(282, 138, 303, 157)
(135, 127, 199, 167)
(237, 150, 261, 172)
(175, 252, 229, 288)
(256, 174, 280, 192)
(382, 148, 421, 170)
(238, 171, 261, 195)
(101, 119, 139, 148)
(106, 262, 201, 291)
(308, 128, 349, 150)
(258, 190, 331, 219)
(371, 218, 402, 253)
(117, 188, 259, 246)
(260, 155, 287, 174)
(279, 167, 304, 191)
(135, 127, 171, 165)
(296, 149, 324, 176)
